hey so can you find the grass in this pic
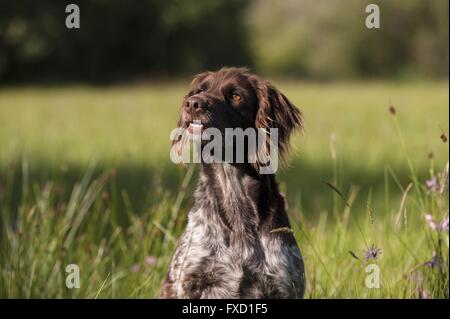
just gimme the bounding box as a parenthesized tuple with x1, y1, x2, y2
(0, 81, 448, 298)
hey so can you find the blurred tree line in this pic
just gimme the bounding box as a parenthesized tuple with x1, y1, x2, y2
(0, 0, 448, 83)
(248, 0, 449, 79)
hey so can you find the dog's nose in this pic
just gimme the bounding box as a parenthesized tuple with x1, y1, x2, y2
(184, 96, 207, 113)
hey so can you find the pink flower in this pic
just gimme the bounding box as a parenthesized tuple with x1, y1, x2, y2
(146, 255, 156, 267)
(426, 176, 437, 192)
(425, 214, 449, 232)
(131, 264, 141, 273)
(425, 214, 437, 230)
(441, 217, 449, 231)
(421, 290, 430, 299)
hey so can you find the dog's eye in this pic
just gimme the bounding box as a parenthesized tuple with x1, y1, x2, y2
(231, 93, 242, 102)
(195, 86, 208, 95)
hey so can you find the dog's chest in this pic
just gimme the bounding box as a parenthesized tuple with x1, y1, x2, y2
(171, 211, 292, 298)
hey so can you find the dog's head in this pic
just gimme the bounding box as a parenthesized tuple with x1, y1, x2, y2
(174, 67, 303, 168)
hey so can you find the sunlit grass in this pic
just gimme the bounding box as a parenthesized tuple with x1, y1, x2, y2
(0, 81, 448, 298)
(0, 81, 447, 167)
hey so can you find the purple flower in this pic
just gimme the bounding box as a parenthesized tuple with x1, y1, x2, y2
(426, 176, 437, 192)
(425, 214, 449, 231)
(364, 244, 382, 262)
(425, 252, 441, 269)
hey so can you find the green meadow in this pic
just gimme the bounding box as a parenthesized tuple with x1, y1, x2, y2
(0, 81, 448, 298)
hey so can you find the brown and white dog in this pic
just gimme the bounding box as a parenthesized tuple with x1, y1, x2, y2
(160, 67, 305, 298)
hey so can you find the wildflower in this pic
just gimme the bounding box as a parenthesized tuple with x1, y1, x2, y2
(441, 216, 449, 231)
(425, 176, 437, 192)
(424, 252, 441, 269)
(131, 264, 140, 273)
(425, 214, 437, 230)
(425, 214, 449, 232)
(146, 255, 156, 267)
(421, 290, 430, 299)
(364, 244, 382, 262)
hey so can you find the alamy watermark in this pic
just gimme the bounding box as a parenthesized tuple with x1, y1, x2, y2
(65, 3, 380, 30)
(170, 122, 279, 174)
(365, 4, 380, 29)
(65, 4, 80, 29)
(365, 264, 381, 289)
(65, 264, 80, 289)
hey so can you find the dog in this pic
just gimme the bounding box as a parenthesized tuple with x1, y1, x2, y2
(160, 67, 305, 298)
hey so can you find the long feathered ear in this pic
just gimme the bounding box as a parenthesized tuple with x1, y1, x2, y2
(251, 77, 303, 164)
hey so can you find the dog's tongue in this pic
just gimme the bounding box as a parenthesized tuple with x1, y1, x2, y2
(188, 121, 203, 134)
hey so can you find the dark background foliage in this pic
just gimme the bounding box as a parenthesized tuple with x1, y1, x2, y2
(0, 0, 448, 83)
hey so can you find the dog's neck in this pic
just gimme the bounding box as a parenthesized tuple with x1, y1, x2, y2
(193, 162, 288, 236)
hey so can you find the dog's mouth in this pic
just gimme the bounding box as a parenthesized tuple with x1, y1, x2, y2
(186, 120, 204, 134)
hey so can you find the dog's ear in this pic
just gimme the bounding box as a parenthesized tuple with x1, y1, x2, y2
(190, 71, 211, 91)
(251, 77, 303, 163)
